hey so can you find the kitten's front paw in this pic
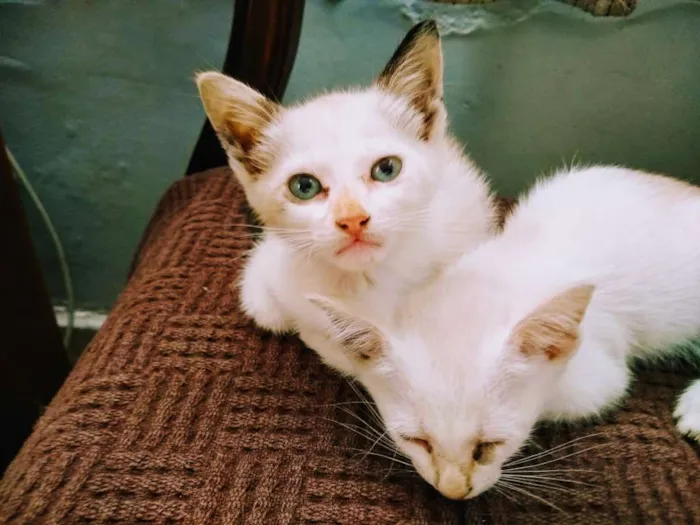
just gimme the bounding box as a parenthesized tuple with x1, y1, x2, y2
(299, 328, 355, 376)
(674, 379, 700, 442)
(238, 239, 295, 334)
(243, 297, 293, 334)
(239, 282, 293, 333)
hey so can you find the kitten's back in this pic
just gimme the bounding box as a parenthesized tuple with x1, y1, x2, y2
(498, 166, 700, 355)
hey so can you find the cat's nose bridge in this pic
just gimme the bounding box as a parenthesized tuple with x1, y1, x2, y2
(434, 431, 474, 462)
(330, 187, 370, 235)
(434, 458, 473, 500)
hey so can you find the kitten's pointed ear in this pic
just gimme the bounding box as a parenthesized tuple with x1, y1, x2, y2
(511, 285, 595, 361)
(308, 295, 384, 362)
(196, 71, 280, 170)
(376, 20, 444, 140)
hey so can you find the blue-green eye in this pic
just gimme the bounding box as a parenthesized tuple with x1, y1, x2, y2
(371, 156, 402, 182)
(288, 174, 322, 200)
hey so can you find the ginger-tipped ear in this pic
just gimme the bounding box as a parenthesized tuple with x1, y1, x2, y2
(196, 71, 280, 173)
(511, 285, 595, 361)
(308, 295, 384, 362)
(376, 20, 444, 140)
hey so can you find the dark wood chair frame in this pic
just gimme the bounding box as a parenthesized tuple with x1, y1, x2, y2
(0, 0, 305, 474)
(187, 0, 305, 175)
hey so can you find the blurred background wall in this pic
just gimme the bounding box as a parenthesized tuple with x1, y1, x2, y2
(1, 0, 699, 313)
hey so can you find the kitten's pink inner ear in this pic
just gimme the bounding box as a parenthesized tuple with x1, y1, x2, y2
(196, 71, 280, 154)
(511, 284, 595, 361)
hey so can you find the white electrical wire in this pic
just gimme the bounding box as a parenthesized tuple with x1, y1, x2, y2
(6, 146, 75, 348)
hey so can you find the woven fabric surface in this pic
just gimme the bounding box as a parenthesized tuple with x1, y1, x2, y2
(1, 167, 697, 524)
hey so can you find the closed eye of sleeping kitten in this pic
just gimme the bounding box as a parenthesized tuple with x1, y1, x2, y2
(196, 21, 496, 374)
(313, 165, 700, 499)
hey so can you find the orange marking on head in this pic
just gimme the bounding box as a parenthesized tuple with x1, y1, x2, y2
(332, 191, 371, 237)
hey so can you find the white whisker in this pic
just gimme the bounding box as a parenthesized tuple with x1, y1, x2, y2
(505, 434, 604, 467)
(323, 407, 399, 454)
(228, 222, 313, 233)
(492, 485, 521, 506)
(345, 380, 385, 429)
(325, 409, 385, 440)
(320, 418, 389, 447)
(502, 473, 597, 488)
(506, 444, 610, 472)
(382, 446, 401, 480)
(504, 468, 598, 475)
(498, 481, 565, 512)
(344, 448, 414, 468)
(500, 477, 577, 496)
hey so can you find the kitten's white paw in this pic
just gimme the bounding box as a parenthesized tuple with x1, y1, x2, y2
(243, 294, 293, 334)
(239, 278, 293, 333)
(299, 328, 355, 376)
(674, 379, 700, 442)
(239, 242, 294, 334)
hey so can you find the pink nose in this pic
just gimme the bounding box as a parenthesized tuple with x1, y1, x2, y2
(336, 215, 370, 237)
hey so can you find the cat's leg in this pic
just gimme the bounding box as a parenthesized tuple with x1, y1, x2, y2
(239, 239, 294, 334)
(674, 379, 700, 442)
(298, 327, 355, 376)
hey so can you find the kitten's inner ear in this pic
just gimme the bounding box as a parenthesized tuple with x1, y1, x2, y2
(308, 295, 384, 361)
(376, 20, 443, 139)
(196, 71, 280, 161)
(511, 285, 595, 361)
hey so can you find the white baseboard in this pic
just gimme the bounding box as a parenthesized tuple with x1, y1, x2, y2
(54, 306, 107, 331)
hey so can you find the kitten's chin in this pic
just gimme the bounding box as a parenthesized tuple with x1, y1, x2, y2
(331, 241, 386, 272)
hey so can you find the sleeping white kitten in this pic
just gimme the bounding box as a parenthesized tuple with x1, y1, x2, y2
(196, 21, 495, 374)
(313, 166, 700, 499)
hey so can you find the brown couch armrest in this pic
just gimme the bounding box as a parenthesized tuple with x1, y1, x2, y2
(1, 168, 696, 524)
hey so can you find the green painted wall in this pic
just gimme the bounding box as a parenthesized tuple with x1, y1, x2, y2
(1, 0, 699, 310)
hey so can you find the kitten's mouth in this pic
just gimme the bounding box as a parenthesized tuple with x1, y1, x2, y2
(336, 237, 383, 256)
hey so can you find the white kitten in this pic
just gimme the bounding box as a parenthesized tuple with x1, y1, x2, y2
(196, 21, 496, 374)
(314, 166, 700, 499)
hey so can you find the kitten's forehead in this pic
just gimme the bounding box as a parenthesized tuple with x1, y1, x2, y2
(380, 329, 510, 439)
(378, 274, 517, 407)
(388, 288, 510, 393)
(270, 90, 416, 150)
(389, 326, 505, 392)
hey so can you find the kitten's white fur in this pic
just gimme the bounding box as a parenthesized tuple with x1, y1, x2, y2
(317, 166, 700, 499)
(240, 127, 494, 374)
(197, 22, 496, 374)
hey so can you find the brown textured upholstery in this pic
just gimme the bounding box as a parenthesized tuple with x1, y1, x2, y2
(1, 167, 698, 524)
